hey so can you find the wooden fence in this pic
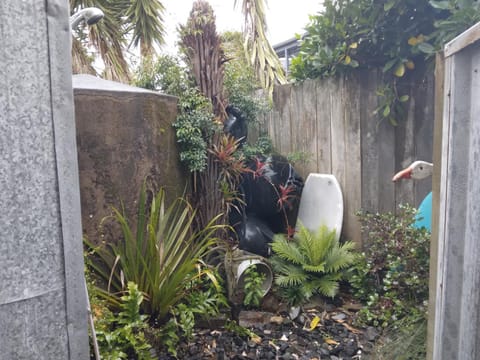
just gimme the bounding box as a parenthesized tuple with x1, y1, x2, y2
(256, 69, 435, 245)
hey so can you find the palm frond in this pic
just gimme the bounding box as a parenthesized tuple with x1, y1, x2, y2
(125, 0, 166, 57)
(234, 0, 287, 98)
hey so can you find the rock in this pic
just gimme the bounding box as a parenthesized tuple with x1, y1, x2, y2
(270, 315, 285, 325)
(331, 312, 347, 322)
(238, 310, 275, 327)
(289, 306, 301, 319)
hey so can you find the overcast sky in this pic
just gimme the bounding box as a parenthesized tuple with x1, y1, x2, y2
(161, 0, 323, 53)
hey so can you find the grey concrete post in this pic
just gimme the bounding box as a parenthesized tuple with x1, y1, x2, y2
(0, 0, 89, 359)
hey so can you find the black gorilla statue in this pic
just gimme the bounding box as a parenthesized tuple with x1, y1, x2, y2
(224, 106, 304, 257)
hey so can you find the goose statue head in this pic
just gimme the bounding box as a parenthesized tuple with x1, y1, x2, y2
(392, 161, 433, 182)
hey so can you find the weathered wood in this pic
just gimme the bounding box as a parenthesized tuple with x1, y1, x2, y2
(344, 74, 362, 244)
(427, 51, 444, 360)
(259, 69, 434, 246)
(315, 78, 333, 174)
(433, 35, 480, 359)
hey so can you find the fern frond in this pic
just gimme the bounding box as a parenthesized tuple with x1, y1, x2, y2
(271, 234, 305, 265)
(302, 262, 326, 273)
(310, 274, 341, 298)
(324, 241, 357, 273)
(296, 224, 336, 266)
(271, 259, 307, 287)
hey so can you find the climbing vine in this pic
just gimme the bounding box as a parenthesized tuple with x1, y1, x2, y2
(290, 0, 480, 125)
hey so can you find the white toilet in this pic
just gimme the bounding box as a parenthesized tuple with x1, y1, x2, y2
(296, 174, 344, 241)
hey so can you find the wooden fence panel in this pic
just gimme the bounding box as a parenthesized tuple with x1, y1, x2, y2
(315, 79, 333, 174)
(259, 69, 434, 246)
(344, 75, 362, 244)
(431, 24, 480, 359)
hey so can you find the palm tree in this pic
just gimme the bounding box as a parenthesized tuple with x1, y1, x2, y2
(70, 0, 165, 82)
(71, 0, 285, 93)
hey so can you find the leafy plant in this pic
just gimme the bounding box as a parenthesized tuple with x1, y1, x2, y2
(157, 266, 229, 357)
(85, 185, 224, 322)
(351, 204, 430, 328)
(93, 281, 154, 360)
(222, 31, 271, 122)
(270, 223, 357, 306)
(242, 265, 267, 308)
(290, 0, 479, 125)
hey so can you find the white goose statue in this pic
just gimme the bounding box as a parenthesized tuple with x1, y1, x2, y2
(392, 161, 433, 231)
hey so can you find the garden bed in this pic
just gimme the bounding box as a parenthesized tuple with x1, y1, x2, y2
(153, 294, 378, 360)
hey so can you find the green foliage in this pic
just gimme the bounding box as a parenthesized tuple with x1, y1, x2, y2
(132, 54, 219, 173)
(224, 319, 259, 339)
(157, 267, 229, 356)
(93, 281, 154, 360)
(132, 55, 191, 96)
(85, 185, 224, 322)
(290, 0, 480, 125)
(242, 265, 267, 308)
(350, 204, 430, 328)
(173, 98, 219, 173)
(222, 31, 270, 123)
(270, 224, 357, 305)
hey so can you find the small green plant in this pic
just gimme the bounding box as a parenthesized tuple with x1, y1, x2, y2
(351, 204, 430, 328)
(242, 265, 267, 308)
(224, 319, 259, 340)
(156, 266, 229, 357)
(270, 223, 357, 306)
(93, 282, 154, 360)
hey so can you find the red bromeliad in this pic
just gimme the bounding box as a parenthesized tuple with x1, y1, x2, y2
(277, 184, 296, 211)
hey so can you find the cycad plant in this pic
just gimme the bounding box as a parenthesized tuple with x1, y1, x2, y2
(86, 185, 224, 322)
(270, 223, 357, 306)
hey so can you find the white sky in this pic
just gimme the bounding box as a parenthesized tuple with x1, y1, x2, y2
(161, 0, 323, 54)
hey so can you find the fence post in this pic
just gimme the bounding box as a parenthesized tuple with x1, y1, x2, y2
(431, 22, 480, 359)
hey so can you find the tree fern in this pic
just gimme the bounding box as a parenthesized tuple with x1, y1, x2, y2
(270, 223, 357, 305)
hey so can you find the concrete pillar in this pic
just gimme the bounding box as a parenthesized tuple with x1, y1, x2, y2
(0, 1, 88, 359)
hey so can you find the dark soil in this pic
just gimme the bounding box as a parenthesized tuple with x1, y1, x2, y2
(154, 294, 380, 360)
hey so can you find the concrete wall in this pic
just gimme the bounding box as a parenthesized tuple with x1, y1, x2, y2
(73, 75, 185, 245)
(0, 1, 88, 359)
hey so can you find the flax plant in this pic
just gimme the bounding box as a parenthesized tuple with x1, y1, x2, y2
(86, 186, 224, 322)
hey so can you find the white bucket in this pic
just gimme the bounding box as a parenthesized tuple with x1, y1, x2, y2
(224, 249, 273, 304)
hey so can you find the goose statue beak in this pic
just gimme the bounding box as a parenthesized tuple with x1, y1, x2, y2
(392, 167, 412, 182)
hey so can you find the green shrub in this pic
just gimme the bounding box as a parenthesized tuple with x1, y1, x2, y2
(351, 204, 430, 328)
(270, 223, 357, 306)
